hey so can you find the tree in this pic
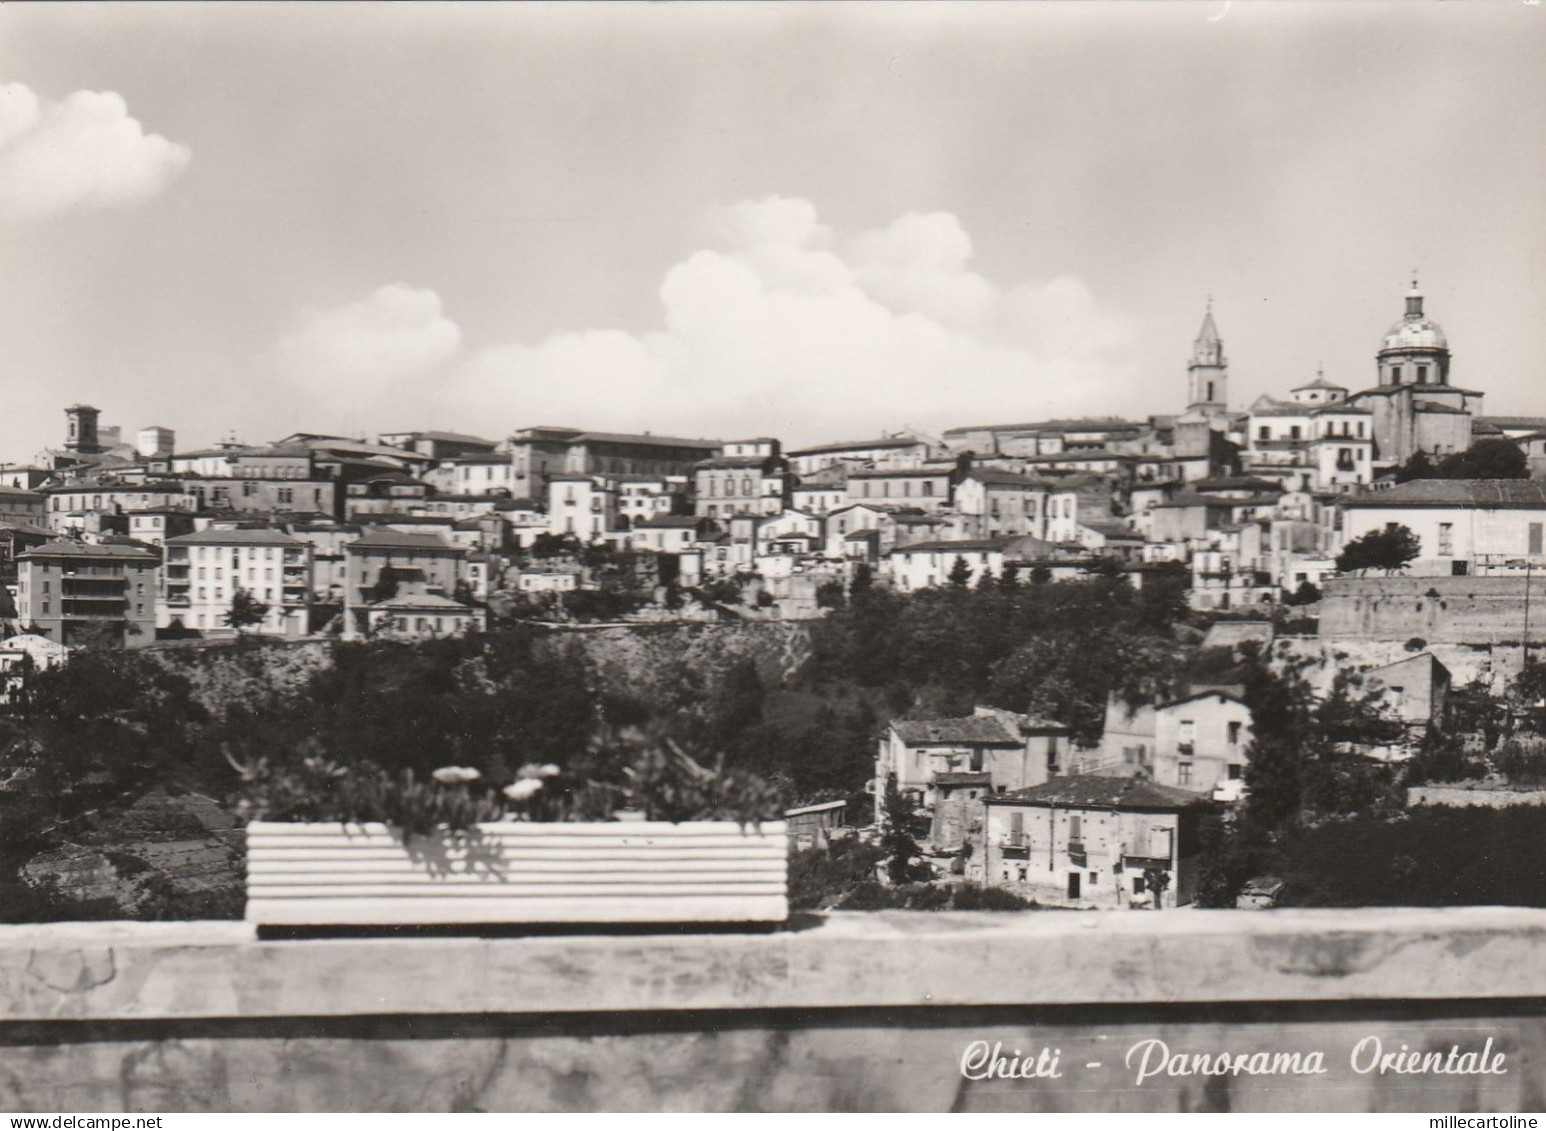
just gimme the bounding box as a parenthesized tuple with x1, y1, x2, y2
(815, 580, 847, 609)
(878, 782, 929, 885)
(1336, 525, 1421, 575)
(1142, 865, 1171, 910)
(1437, 439, 1528, 481)
(368, 564, 401, 603)
(947, 556, 974, 588)
(1395, 450, 1438, 484)
(1283, 580, 1321, 607)
(224, 588, 270, 634)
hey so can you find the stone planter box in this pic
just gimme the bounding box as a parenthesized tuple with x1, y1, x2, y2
(245, 820, 789, 927)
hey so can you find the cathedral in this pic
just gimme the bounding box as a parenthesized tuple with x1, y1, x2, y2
(1341, 277, 1481, 465)
(1191, 277, 1480, 471)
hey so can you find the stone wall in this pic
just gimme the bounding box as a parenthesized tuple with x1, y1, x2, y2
(1408, 785, 1546, 809)
(1319, 575, 1541, 645)
(1271, 635, 1526, 697)
(4, 910, 1546, 1112)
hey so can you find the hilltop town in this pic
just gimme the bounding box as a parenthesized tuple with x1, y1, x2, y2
(4, 276, 1546, 916)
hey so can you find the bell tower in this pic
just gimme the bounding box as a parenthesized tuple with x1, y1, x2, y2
(64, 404, 102, 454)
(1187, 299, 1229, 413)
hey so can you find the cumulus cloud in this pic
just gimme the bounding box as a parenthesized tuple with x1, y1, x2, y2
(296, 197, 1142, 439)
(275, 284, 462, 413)
(0, 84, 190, 224)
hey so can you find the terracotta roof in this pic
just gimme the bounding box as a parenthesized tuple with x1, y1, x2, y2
(570, 431, 720, 450)
(963, 469, 1050, 488)
(990, 775, 1211, 810)
(18, 540, 157, 561)
(788, 437, 928, 456)
(165, 529, 305, 546)
(891, 716, 1022, 745)
(347, 526, 459, 551)
(944, 418, 1145, 437)
(369, 593, 477, 611)
(696, 455, 774, 470)
(1191, 476, 1283, 493)
(1341, 479, 1546, 509)
(891, 539, 1006, 554)
(934, 772, 994, 787)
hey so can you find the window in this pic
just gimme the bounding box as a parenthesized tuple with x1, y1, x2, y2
(1532, 523, 1544, 557)
(1068, 814, 1082, 841)
(1178, 762, 1193, 785)
(1133, 876, 1146, 894)
(1227, 721, 1242, 745)
(1438, 522, 1454, 557)
(1391, 365, 1403, 383)
(1290, 425, 1302, 441)
(1178, 719, 1195, 743)
(922, 481, 934, 496)
(1416, 365, 1429, 384)
(1227, 763, 1243, 780)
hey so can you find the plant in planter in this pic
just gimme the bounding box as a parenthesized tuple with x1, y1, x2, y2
(234, 730, 790, 928)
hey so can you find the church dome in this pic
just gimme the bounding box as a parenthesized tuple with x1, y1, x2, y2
(1381, 314, 1448, 353)
(1379, 282, 1448, 355)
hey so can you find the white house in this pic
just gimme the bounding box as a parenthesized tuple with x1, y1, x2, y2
(1340, 479, 1546, 575)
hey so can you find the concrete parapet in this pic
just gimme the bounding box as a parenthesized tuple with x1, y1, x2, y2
(3, 910, 1546, 1110)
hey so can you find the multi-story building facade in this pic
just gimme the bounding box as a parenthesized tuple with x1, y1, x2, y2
(786, 435, 933, 476)
(126, 507, 198, 547)
(845, 467, 954, 511)
(377, 431, 497, 462)
(343, 526, 469, 639)
(161, 528, 313, 637)
(440, 453, 520, 497)
(186, 476, 338, 519)
(694, 452, 789, 519)
(546, 475, 618, 542)
(953, 470, 1049, 539)
(16, 540, 159, 648)
(1152, 690, 1255, 797)
(43, 482, 192, 532)
(981, 776, 1212, 909)
(0, 486, 47, 526)
(876, 706, 1070, 817)
(1340, 479, 1546, 575)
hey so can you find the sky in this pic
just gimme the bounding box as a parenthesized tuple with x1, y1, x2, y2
(0, 1, 1542, 462)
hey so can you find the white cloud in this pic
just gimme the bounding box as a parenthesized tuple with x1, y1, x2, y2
(0, 84, 190, 224)
(305, 197, 1143, 440)
(275, 284, 462, 413)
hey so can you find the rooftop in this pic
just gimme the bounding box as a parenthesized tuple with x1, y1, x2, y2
(570, 431, 720, 450)
(944, 417, 1146, 438)
(890, 539, 1005, 554)
(347, 526, 459, 551)
(165, 529, 305, 547)
(890, 715, 1024, 746)
(1341, 479, 1546, 510)
(787, 437, 928, 456)
(991, 774, 1211, 810)
(18, 539, 157, 562)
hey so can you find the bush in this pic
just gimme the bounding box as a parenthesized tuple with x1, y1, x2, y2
(788, 838, 885, 911)
(836, 881, 1038, 911)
